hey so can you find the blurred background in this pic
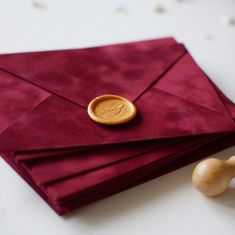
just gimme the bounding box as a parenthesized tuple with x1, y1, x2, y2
(0, 1, 235, 235)
(1, 0, 235, 99)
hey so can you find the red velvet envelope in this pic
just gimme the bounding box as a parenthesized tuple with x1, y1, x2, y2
(0, 37, 235, 215)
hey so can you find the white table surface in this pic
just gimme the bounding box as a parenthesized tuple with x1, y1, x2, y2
(0, 0, 235, 234)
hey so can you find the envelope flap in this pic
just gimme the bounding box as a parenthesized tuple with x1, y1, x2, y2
(155, 53, 229, 114)
(0, 38, 186, 108)
(0, 86, 234, 152)
(1, 38, 234, 153)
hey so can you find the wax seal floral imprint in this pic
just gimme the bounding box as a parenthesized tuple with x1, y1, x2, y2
(87, 94, 137, 125)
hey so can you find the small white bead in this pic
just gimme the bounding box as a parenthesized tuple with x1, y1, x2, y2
(204, 34, 213, 41)
(32, 1, 47, 10)
(174, 0, 186, 2)
(113, 6, 129, 14)
(153, 4, 166, 13)
(221, 16, 235, 26)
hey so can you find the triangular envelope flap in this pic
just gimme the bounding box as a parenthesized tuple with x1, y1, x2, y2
(156, 53, 227, 114)
(208, 79, 235, 119)
(216, 90, 235, 119)
(0, 86, 234, 152)
(0, 70, 50, 134)
(0, 38, 186, 108)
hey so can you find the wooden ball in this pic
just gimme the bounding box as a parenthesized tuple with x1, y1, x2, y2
(192, 157, 235, 196)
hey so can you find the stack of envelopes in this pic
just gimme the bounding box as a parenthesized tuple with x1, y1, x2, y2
(0, 38, 235, 215)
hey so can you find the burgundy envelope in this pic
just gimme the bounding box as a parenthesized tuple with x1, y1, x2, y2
(0, 37, 235, 215)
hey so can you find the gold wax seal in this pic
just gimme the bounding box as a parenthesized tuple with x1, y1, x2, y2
(87, 94, 137, 125)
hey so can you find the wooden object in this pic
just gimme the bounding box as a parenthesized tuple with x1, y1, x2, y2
(192, 156, 235, 196)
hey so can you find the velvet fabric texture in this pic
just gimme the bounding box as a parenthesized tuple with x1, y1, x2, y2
(0, 37, 235, 215)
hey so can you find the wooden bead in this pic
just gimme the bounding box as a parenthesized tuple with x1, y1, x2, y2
(192, 156, 235, 196)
